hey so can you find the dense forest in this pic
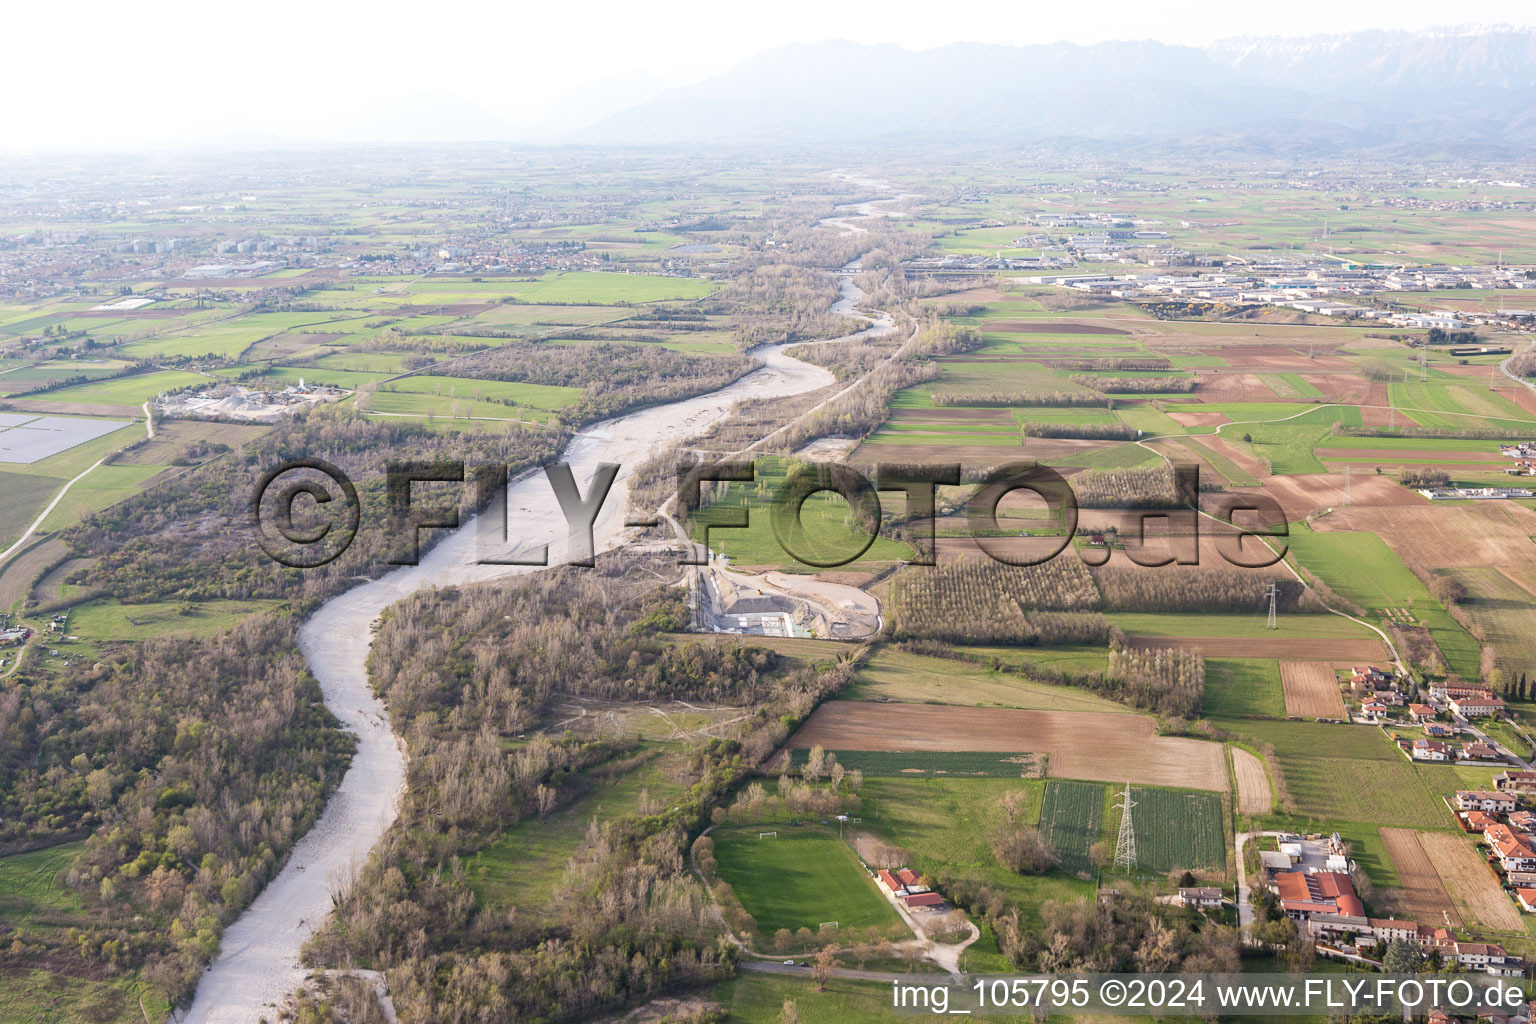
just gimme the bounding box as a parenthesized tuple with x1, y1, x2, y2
(1, 611, 353, 999)
(65, 407, 566, 604)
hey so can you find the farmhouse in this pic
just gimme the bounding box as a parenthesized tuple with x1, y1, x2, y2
(877, 866, 946, 910)
(1483, 825, 1536, 872)
(0, 627, 28, 646)
(1411, 738, 1453, 762)
(1456, 790, 1516, 813)
(1274, 870, 1364, 920)
(1424, 723, 1457, 739)
(1177, 886, 1224, 908)
(1465, 811, 1499, 832)
(1517, 888, 1536, 914)
(1431, 682, 1498, 702)
(1416, 933, 1525, 975)
(1307, 915, 1421, 948)
(1408, 703, 1439, 723)
(1258, 850, 1295, 880)
(1351, 665, 1393, 689)
(1359, 700, 1389, 721)
(1496, 771, 1536, 793)
(1450, 695, 1506, 717)
(1461, 741, 1504, 762)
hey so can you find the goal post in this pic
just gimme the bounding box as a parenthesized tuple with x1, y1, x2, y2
(819, 921, 838, 930)
(758, 831, 777, 838)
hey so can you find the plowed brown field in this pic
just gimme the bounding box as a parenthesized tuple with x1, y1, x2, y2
(1232, 748, 1272, 815)
(1417, 831, 1524, 932)
(786, 702, 1228, 791)
(1123, 636, 1387, 660)
(1279, 661, 1348, 718)
(1316, 503, 1536, 569)
(1380, 828, 1460, 928)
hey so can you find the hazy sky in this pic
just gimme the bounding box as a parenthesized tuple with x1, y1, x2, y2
(6, 0, 1533, 152)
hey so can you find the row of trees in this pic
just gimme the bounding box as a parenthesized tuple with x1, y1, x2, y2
(1022, 421, 1136, 440)
(931, 390, 1105, 408)
(1069, 375, 1195, 394)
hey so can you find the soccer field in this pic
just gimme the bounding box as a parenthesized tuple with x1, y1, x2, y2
(711, 826, 902, 937)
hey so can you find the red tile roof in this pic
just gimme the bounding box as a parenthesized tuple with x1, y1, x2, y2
(1274, 870, 1362, 916)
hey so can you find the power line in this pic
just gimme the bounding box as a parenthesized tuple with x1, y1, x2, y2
(1113, 783, 1138, 871)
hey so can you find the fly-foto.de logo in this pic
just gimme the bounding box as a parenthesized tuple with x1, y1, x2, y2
(250, 458, 1287, 570)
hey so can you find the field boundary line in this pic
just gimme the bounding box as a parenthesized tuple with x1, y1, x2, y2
(0, 456, 107, 567)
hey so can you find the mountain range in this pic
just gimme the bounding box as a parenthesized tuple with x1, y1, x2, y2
(564, 28, 1536, 155)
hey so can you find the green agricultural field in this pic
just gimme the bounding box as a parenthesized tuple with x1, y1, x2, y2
(1038, 780, 1104, 876)
(0, 471, 65, 551)
(1115, 403, 1189, 438)
(1318, 435, 1508, 453)
(1215, 719, 1446, 828)
(841, 648, 1128, 714)
(1234, 407, 1364, 475)
(0, 360, 133, 397)
(1263, 373, 1325, 400)
(117, 311, 361, 360)
(786, 749, 1044, 778)
(952, 644, 1110, 677)
(224, 365, 390, 390)
(1203, 658, 1286, 718)
(35, 463, 170, 534)
(1444, 567, 1536, 677)
(25, 370, 207, 408)
(1390, 380, 1536, 431)
(1286, 525, 1480, 678)
(708, 973, 925, 1023)
(710, 826, 902, 937)
(857, 776, 1094, 929)
(1125, 788, 1226, 874)
(65, 598, 285, 641)
(1046, 442, 1162, 470)
(509, 271, 717, 304)
(367, 375, 582, 421)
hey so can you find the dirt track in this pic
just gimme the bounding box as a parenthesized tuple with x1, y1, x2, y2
(1279, 661, 1348, 718)
(786, 701, 1228, 791)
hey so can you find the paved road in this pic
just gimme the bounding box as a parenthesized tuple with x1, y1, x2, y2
(1453, 713, 1534, 771)
(1499, 339, 1536, 398)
